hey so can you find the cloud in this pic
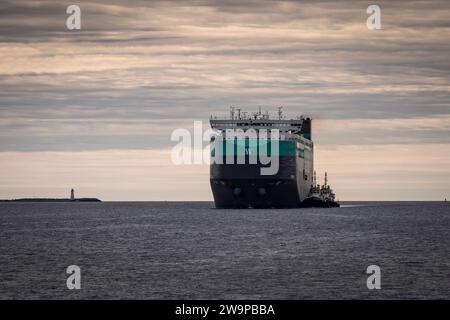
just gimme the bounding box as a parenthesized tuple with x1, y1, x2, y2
(0, 0, 449, 199)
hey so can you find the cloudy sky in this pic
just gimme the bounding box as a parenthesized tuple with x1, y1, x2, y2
(0, 0, 449, 200)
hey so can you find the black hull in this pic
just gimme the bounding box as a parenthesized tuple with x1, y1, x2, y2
(327, 201, 340, 208)
(211, 179, 300, 208)
(210, 156, 311, 209)
(299, 197, 340, 208)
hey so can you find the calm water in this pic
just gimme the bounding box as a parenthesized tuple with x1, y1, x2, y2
(0, 201, 449, 299)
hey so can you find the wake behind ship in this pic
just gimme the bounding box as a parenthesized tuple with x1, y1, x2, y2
(209, 108, 313, 208)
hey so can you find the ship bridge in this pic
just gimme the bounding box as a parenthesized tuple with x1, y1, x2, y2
(210, 107, 312, 140)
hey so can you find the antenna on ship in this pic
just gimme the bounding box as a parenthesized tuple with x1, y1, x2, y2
(324, 172, 328, 187)
(278, 107, 283, 120)
(230, 106, 235, 120)
(313, 170, 317, 187)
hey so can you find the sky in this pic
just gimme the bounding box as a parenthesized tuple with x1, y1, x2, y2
(0, 0, 449, 200)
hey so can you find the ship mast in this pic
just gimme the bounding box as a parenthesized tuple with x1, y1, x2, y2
(230, 106, 235, 120)
(278, 107, 283, 120)
(324, 172, 328, 187)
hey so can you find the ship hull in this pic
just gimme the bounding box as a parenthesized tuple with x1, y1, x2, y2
(299, 196, 341, 208)
(210, 179, 300, 208)
(210, 152, 312, 208)
(299, 196, 328, 208)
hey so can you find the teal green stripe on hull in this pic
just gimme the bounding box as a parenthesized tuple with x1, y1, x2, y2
(212, 140, 302, 157)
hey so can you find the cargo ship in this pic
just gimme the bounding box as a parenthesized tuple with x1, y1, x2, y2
(209, 107, 318, 208)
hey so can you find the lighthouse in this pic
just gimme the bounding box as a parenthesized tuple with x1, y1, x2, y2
(70, 189, 75, 201)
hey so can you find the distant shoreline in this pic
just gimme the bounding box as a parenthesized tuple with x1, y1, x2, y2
(0, 198, 101, 202)
(0, 200, 445, 203)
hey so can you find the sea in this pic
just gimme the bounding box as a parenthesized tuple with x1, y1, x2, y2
(0, 201, 449, 299)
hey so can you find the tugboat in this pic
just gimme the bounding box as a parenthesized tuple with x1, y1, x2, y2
(300, 172, 340, 208)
